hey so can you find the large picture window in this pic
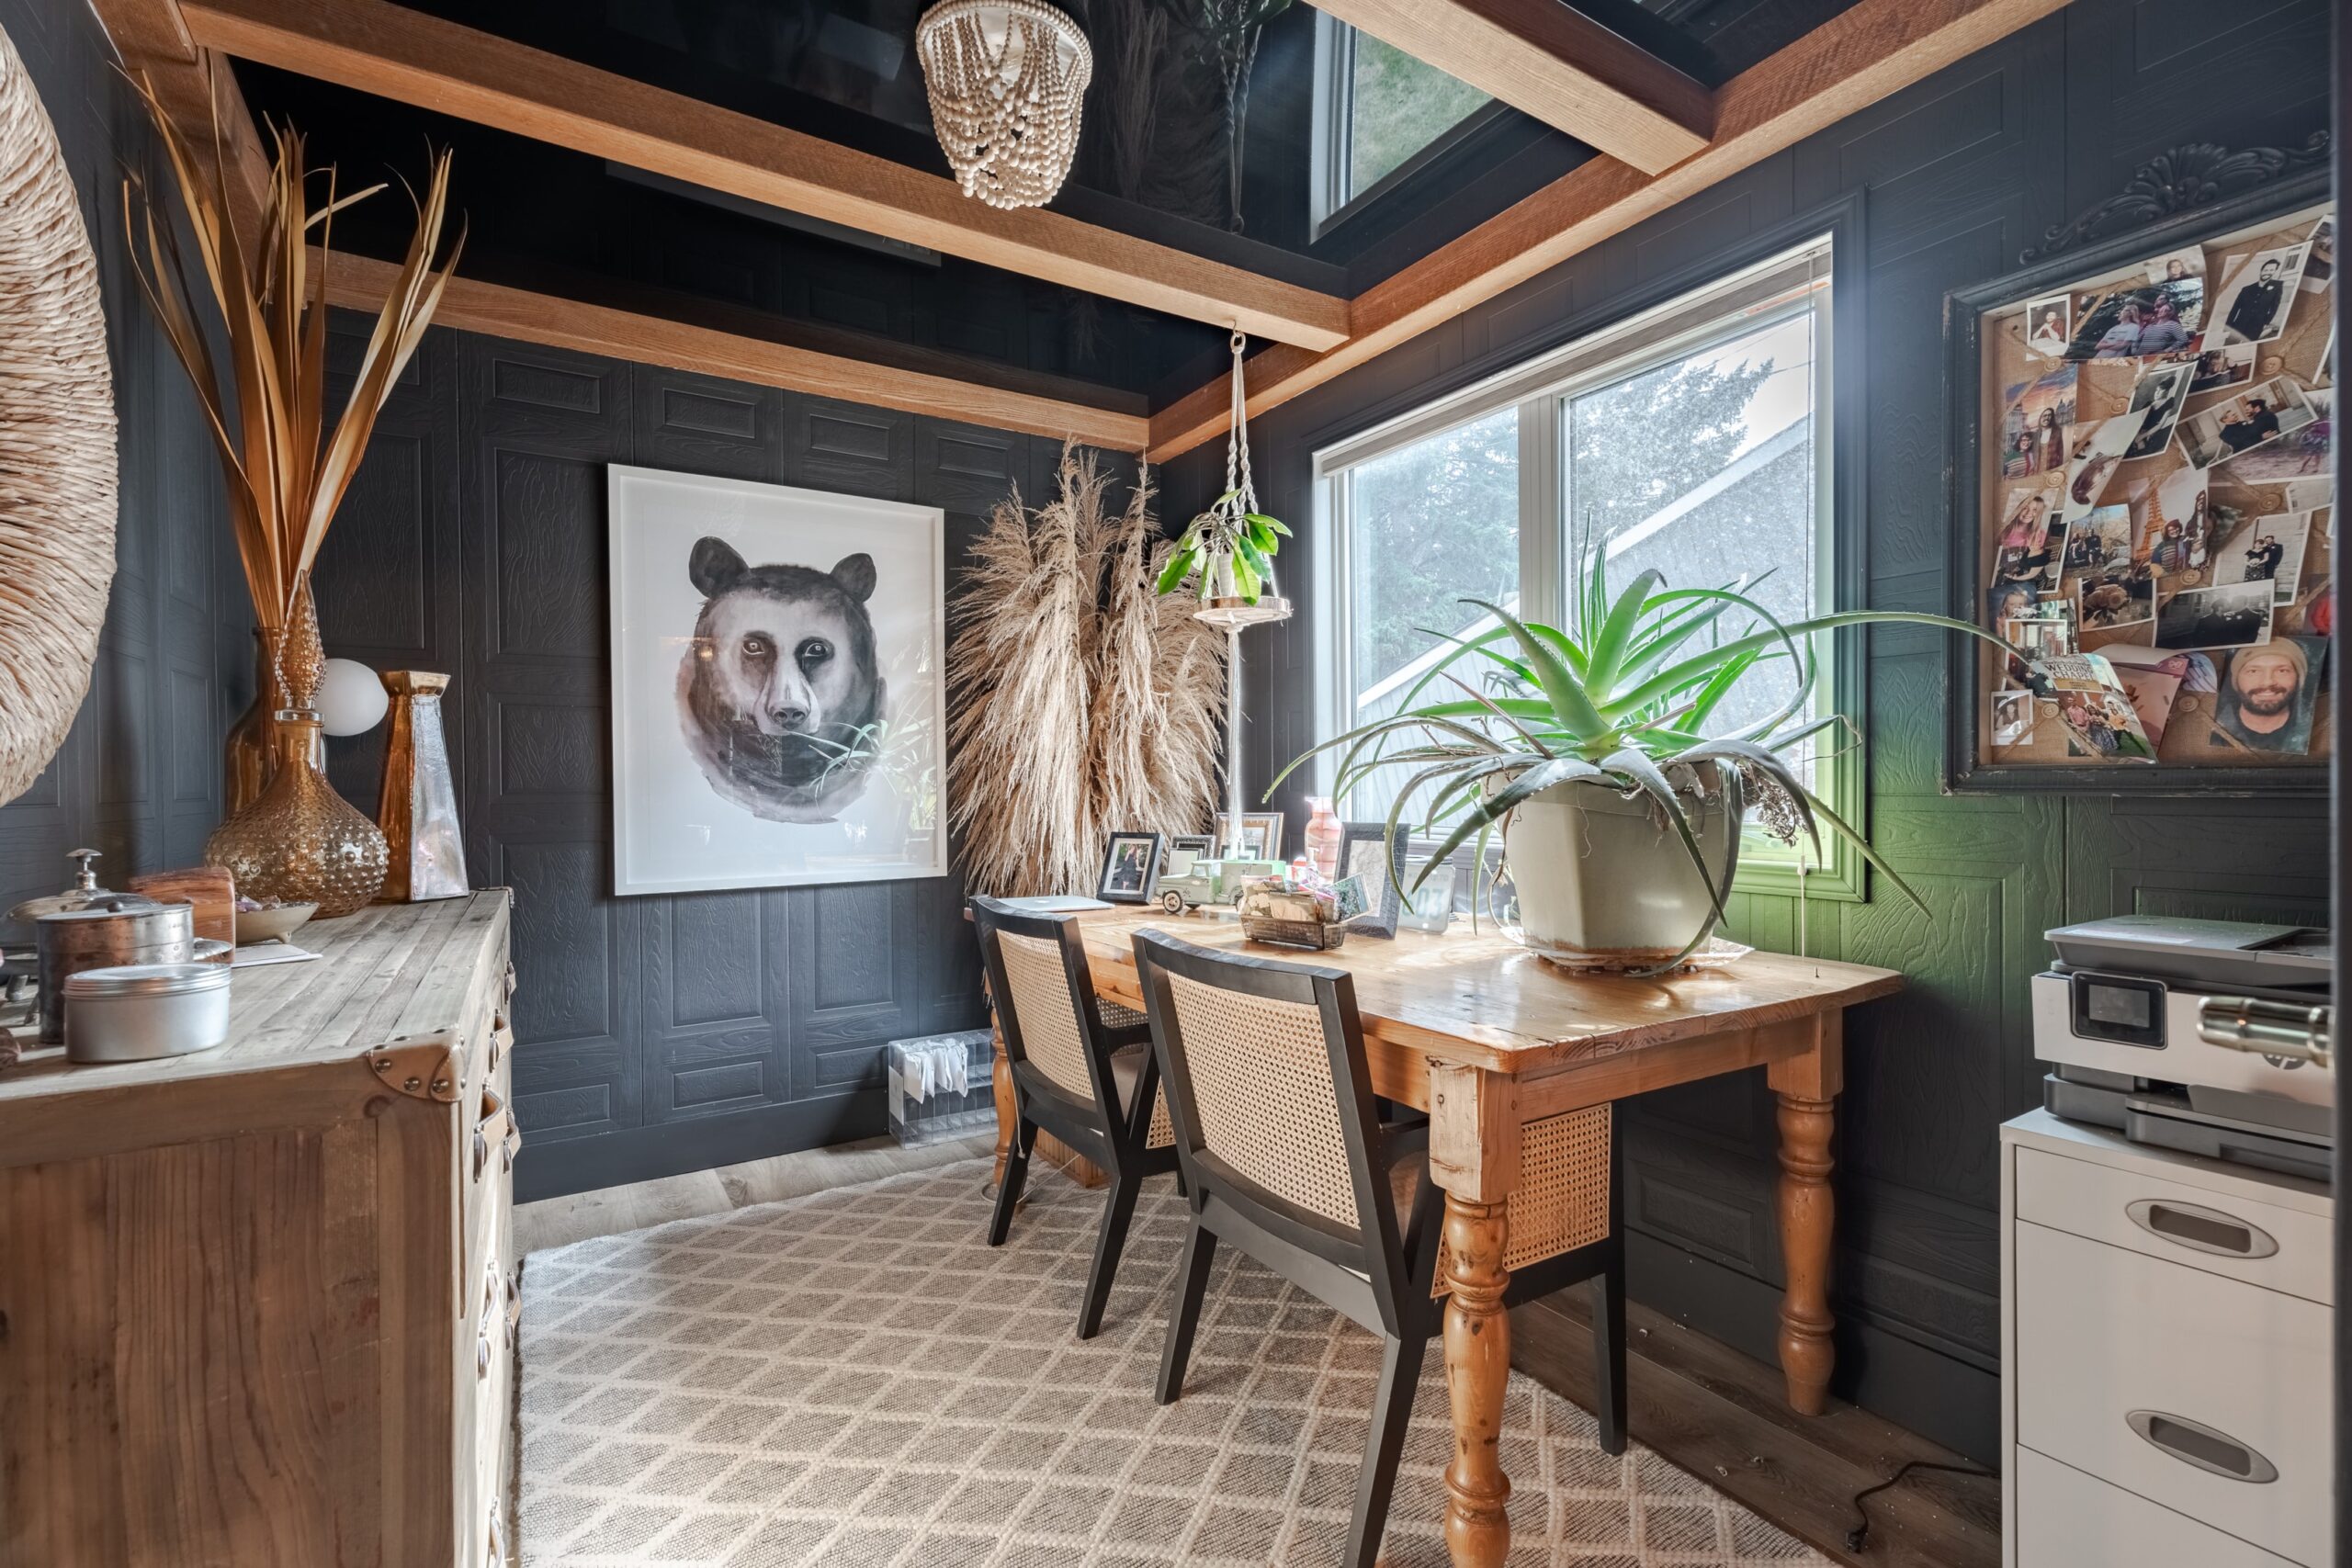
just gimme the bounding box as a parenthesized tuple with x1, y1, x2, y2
(1315, 238, 1860, 898)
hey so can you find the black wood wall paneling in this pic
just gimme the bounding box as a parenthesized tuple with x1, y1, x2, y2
(1160, 0, 2336, 1461)
(314, 321, 1136, 1202)
(0, 3, 249, 929)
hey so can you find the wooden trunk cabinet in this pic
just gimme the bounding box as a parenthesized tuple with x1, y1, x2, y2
(0, 892, 521, 1568)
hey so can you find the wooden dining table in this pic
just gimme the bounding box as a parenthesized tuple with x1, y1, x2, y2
(989, 906, 1901, 1568)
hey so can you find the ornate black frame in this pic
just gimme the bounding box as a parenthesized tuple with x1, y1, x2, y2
(1944, 161, 2333, 796)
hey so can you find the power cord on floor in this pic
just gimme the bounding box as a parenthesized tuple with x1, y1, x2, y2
(1844, 1458, 1998, 1552)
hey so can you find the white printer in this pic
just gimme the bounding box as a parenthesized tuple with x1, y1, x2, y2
(2034, 915, 2332, 1183)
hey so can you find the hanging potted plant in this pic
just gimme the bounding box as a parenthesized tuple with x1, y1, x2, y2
(1276, 559, 2019, 972)
(1156, 331, 1291, 607)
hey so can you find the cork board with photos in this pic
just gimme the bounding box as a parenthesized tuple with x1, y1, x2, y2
(1971, 197, 2334, 778)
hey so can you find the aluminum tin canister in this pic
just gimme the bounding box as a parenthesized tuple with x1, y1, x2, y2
(35, 901, 197, 1043)
(62, 963, 232, 1063)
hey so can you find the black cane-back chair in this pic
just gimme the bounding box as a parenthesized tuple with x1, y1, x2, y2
(1131, 929, 1625, 1568)
(971, 897, 1182, 1338)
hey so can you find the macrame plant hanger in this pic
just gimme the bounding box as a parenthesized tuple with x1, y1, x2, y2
(1194, 331, 1291, 855)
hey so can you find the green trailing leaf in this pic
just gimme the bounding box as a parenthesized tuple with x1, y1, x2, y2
(1155, 546, 1196, 595)
(1245, 513, 1292, 537)
(1799, 784, 1929, 914)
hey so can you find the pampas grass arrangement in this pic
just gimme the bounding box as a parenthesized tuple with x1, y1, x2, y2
(948, 443, 1226, 897)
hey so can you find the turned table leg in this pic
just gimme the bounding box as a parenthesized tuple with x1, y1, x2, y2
(1767, 1009, 1843, 1416)
(989, 1025, 1015, 1193)
(1441, 1193, 1512, 1568)
(1429, 1062, 1519, 1568)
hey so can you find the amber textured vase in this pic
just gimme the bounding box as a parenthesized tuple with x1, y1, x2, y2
(206, 710, 390, 918)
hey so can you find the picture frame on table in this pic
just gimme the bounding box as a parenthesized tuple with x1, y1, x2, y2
(1162, 833, 1215, 879)
(1943, 168, 2332, 795)
(1214, 811, 1283, 862)
(1336, 822, 1405, 938)
(1097, 831, 1164, 905)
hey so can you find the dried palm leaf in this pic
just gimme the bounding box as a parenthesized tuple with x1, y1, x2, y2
(120, 62, 462, 636)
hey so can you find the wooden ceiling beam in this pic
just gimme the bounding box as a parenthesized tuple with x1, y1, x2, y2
(175, 0, 1353, 352)
(322, 254, 1149, 450)
(1314, 0, 1712, 175)
(1147, 0, 2071, 462)
(92, 0, 271, 235)
(92, 0, 1144, 453)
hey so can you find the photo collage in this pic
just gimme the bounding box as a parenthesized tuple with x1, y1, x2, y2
(1983, 208, 2335, 765)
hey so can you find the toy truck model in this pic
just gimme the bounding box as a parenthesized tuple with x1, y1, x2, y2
(1155, 855, 1282, 914)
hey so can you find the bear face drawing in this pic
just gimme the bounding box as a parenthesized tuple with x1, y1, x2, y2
(675, 536, 887, 824)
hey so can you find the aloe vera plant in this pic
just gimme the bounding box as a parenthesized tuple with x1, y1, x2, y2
(1274, 555, 2019, 965)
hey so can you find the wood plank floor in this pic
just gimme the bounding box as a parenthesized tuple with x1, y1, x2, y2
(513, 1130, 996, 1255)
(1511, 1292, 2000, 1568)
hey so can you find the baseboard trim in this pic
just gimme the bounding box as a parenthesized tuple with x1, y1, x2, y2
(515, 1093, 888, 1203)
(1625, 1230, 1999, 1462)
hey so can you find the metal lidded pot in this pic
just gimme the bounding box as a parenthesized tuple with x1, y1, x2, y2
(62, 963, 232, 1063)
(6, 849, 197, 1044)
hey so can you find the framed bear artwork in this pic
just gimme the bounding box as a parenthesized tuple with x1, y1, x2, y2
(606, 466, 948, 894)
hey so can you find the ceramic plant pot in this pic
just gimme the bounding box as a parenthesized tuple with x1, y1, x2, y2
(1497, 761, 1734, 970)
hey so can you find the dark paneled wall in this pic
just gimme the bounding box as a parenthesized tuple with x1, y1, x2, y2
(311, 326, 1099, 1202)
(1166, 0, 2335, 1460)
(0, 6, 245, 923)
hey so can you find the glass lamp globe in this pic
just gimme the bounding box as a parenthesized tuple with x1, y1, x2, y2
(317, 657, 390, 738)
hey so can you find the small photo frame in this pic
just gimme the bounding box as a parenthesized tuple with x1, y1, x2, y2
(2023, 293, 2071, 357)
(1991, 691, 2036, 747)
(1336, 821, 1405, 938)
(1162, 833, 1215, 877)
(1097, 830, 1164, 905)
(1215, 811, 1283, 862)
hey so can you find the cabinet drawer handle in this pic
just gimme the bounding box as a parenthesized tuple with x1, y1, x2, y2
(2126, 1199, 2278, 1259)
(2126, 1409, 2278, 1483)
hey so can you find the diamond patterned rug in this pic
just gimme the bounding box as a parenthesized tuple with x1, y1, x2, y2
(519, 1158, 1830, 1567)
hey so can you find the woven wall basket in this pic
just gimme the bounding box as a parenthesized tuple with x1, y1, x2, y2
(0, 22, 117, 807)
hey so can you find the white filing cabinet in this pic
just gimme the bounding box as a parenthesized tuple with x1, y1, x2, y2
(2002, 1110, 2333, 1568)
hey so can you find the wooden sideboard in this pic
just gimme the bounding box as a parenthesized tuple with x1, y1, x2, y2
(0, 892, 520, 1568)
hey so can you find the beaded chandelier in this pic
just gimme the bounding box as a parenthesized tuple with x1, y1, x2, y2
(915, 0, 1092, 210)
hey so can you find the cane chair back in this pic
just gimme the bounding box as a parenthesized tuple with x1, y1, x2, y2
(1158, 969, 1360, 1228)
(1133, 931, 1414, 1295)
(971, 900, 1173, 1150)
(994, 930, 1100, 1104)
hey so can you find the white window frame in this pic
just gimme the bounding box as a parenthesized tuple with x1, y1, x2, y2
(1308, 13, 1504, 241)
(1312, 234, 1867, 901)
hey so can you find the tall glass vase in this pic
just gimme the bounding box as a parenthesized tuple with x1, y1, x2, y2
(205, 709, 390, 918)
(221, 582, 326, 816)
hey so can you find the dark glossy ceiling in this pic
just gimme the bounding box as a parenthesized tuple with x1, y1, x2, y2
(237, 0, 1871, 409)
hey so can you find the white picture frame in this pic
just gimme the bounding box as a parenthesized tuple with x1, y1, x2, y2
(607, 465, 948, 896)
